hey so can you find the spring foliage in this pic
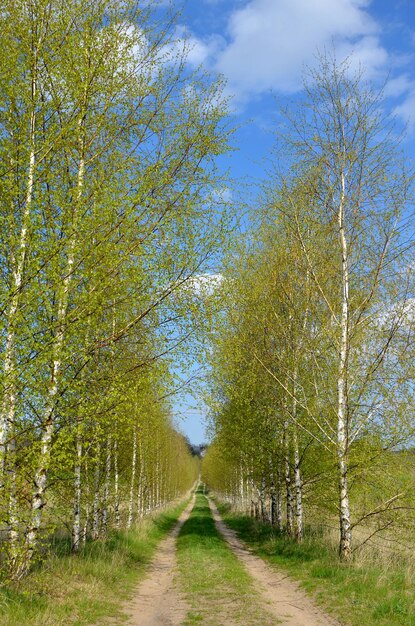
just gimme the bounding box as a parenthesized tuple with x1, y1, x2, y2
(0, 0, 230, 579)
(203, 57, 415, 560)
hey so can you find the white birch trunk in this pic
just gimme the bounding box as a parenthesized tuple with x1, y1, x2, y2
(22, 101, 87, 572)
(337, 172, 352, 560)
(250, 477, 259, 519)
(291, 367, 303, 541)
(249, 472, 255, 517)
(7, 434, 19, 565)
(71, 433, 83, 552)
(127, 425, 137, 529)
(114, 439, 120, 529)
(101, 435, 112, 535)
(270, 488, 277, 527)
(92, 442, 101, 540)
(83, 502, 90, 545)
(81, 456, 90, 544)
(24, 127, 86, 569)
(0, 54, 37, 482)
(277, 466, 283, 529)
(137, 439, 144, 517)
(242, 472, 247, 513)
(269, 458, 282, 531)
(261, 476, 270, 523)
(284, 423, 294, 537)
(161, 457, 167, 506)
(139, 483, 146, 518)
(149, 478, 154, 513)
(2, 70, 37, 571)
(72, 317, 92, 551)
(293, 426, 303, 541)
(239, 465, 244, 510)
(137, 479, 143, 518)
(155, 458, 160, 508)
(271, 481, 283, 531)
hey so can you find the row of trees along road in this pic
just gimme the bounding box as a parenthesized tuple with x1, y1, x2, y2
(202, 57, 415, 561)
(0, 0, 230, 579)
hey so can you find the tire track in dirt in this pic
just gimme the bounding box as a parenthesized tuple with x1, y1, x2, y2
(208, 498, 342, 626)
(123, 495, 195, 626)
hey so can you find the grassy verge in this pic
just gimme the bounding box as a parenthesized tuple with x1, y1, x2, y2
(0, 499, 188, 626)
(176, 487, 277, 625)
(218, 502, 415, 626)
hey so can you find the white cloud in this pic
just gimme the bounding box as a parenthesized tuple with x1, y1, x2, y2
(169, 26, 225, 68)
(166, 0, 415, 118)
(214, 0, 389, 100)
(188, 34, 225, 67)
(334, 35, 388, 78)
(211, 187, 233, 203)
(394, 89, 415, 130)
(382, 75, 415, 130)
(384, 75, 414, 98)
(186, 273, 224, 296)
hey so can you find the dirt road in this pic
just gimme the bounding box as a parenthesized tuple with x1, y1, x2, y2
(208, 498, 341, 626)
(124, 496, 194, 626)
(125, 494, 340, 625)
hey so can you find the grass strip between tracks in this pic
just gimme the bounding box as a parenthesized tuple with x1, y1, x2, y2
(176, 486, 276, 626)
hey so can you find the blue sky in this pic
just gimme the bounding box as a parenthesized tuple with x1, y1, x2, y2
(170, 0, 415, 444)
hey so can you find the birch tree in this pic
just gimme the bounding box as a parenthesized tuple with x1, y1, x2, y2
(0, 0, 230, 578)
(204, 56, 414, 562)
(277, 56, 413, 559)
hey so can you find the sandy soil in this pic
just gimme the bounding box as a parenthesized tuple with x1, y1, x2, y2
(123, 493, 341, 626)
(208, 498, 342, 626)
(123, 496, 195, 626)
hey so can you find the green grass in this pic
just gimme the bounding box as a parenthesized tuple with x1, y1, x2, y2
(0, 500, 188, 626)
(218, 502, 415, 626)
(176, 486, 277, 625)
